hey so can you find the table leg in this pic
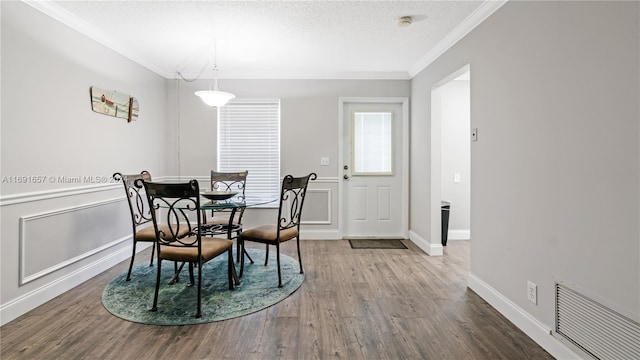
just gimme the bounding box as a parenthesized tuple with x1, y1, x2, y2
(243, 247, 254, 264)
(168, 262, 186, 285)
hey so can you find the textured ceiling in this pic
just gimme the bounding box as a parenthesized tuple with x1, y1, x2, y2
(34, 1, 503, 79)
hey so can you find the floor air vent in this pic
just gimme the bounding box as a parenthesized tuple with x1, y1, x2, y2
(555, 283, 640, 360)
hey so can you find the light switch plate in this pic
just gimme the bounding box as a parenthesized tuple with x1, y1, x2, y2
(471, 128, 478, 142)
(527, 281, 537, 305)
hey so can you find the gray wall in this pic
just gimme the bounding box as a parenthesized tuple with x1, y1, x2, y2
(3, 2, 638, 357)
(0, 2, 170, 323)
(0, 1, 410, 323)
(410, 0, 639, 347)
(170, 78, 410, 234)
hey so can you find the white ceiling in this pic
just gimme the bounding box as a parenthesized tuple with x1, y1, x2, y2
(29, 1, 505, 80)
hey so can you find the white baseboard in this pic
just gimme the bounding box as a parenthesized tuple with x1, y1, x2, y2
(409, 230, 443, 256)
(467, 273, 580, 360)
(0, 244, 139, 326)
(447, 229, 470, 240)
(300, 229, 340, 240)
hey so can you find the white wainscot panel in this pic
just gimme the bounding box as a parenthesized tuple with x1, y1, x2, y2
(19, 198, 130, 285)
(301, 189, 332, 225)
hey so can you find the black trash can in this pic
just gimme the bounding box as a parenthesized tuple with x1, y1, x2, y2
(441, 201, 450, 246)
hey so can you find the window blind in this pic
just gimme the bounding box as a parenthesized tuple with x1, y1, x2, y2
(353, 112, 392, 174)
(218, 99, 280, 203)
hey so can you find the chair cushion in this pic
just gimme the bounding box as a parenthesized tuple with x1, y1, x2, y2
(240, 225, 298, 243)
(159, 237, 233, 262)
(135, 224, 191, 241)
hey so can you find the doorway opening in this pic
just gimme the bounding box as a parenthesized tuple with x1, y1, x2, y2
(430, 66, 471, 249)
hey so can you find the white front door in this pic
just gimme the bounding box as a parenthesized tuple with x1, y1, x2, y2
(341, 100, 407, 239)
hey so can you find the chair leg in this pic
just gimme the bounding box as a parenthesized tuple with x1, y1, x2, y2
(188, 262, 195, 285)
(296, 235, 304, 274)
(276, 243, 283, 288)
(228, 247, 234, 290)
(151, 259, 161, 312)
(126, 240, 137, 281)
(264, 244, 269, 266)
(239, 237, 245, 278)
(196, 260, 202, 318)
(149, 242, 155, 266)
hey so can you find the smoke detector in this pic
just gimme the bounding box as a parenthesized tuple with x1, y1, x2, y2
(398, 16, 413, 27)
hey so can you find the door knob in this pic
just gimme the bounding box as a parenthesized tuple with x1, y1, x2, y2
(343, 174, 349, 180)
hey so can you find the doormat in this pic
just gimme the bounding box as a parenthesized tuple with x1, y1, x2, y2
(348, 239, 408, 249)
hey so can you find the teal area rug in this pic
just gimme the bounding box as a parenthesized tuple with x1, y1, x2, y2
(102, 248, 304, 325)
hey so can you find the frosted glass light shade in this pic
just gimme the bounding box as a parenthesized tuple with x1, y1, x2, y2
(195, 90, 236, 107)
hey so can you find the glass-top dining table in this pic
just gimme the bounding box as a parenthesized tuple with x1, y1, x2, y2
(163, 194, 276, 285)
(198, 195, 275, 237)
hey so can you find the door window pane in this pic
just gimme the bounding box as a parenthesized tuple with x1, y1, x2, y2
(352, 111, 392, 175)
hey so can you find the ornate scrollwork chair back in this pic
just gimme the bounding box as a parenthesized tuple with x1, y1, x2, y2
(113, 171, 156, 281)
(239, 173, 316, 287)
(137, 179, 234, 318)
(203, 170, 248, 260)
(210, 170, 248, 194)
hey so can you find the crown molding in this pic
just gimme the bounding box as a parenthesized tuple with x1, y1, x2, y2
(408, 0, 509, 78)
(173, 70, 411, 81)
(24, 0, 504, 81)
(23, 1, 410, 80)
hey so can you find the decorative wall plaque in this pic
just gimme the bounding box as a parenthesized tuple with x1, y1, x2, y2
(90, 86, 139, 122)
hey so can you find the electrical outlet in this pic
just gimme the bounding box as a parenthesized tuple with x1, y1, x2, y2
(527, 281, 537, 305)
(320, 157, 330, 166)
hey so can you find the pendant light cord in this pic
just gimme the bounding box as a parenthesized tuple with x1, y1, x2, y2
(176, 40, 217, 82)
(176, 60, 209, 82)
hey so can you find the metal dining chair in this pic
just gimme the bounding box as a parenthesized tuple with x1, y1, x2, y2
(114, 171, 154, 281)
(239, 173, 316, 287)
(202, 170, 248, 261)
(139, 179, 234, 318)
(113, 171, 189, 281)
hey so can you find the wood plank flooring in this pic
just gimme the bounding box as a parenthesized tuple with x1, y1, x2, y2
(0, 240, 554, 359)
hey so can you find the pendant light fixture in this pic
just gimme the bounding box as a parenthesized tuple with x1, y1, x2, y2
(195, 42, 235, 107)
